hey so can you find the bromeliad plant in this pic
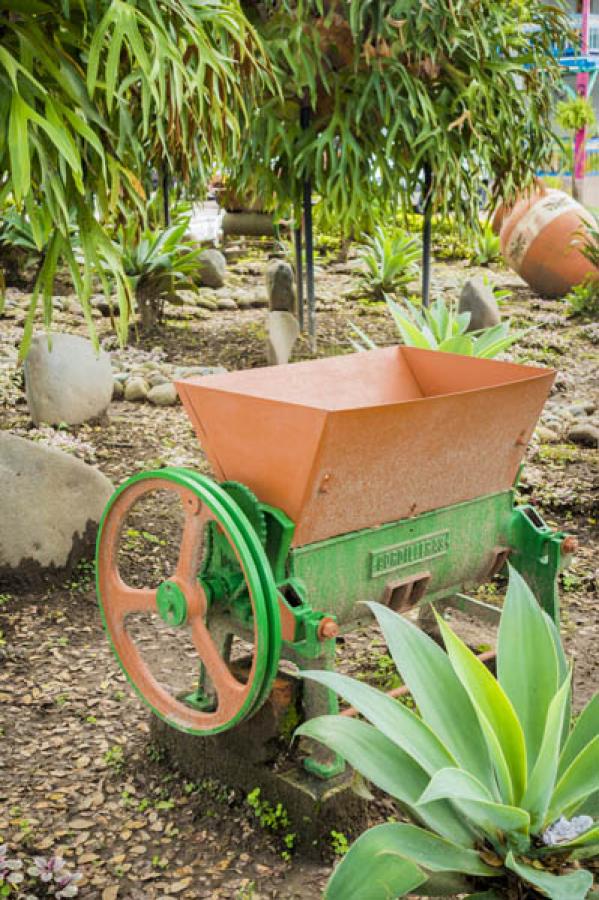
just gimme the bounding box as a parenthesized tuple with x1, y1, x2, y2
(298, 568, 599, 899)
(351, 296, 523, 358)
(112, 221, 202, 331)
(359, 227, 421, 299)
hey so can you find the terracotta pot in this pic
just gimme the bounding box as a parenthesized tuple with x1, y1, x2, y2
(176, 346, 554, 546)
(493, 187, 596, 298)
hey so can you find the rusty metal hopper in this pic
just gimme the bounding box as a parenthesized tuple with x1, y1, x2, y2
(175, 347, 554, 547)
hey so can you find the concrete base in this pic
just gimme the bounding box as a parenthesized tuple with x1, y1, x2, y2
(149, 674, 369, 857)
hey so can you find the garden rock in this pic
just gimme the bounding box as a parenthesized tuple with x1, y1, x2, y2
(459, 275, 500, 332)
(266, 259, 296, 313)
(112, 380, 124, 400)
(266, 311, 300, 365)
(216, 298, 238, 311)
(567, 423, 599, 448)
(198, 249, 226, 289)
(535, 425, 559, 443)
(24, 332, 113, 426)
(0, 432, 113, 588)
(147, 383, 178, 406)
(124, 377, 149, 402)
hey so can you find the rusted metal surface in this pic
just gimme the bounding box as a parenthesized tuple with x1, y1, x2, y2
(175, 346, 554, 547)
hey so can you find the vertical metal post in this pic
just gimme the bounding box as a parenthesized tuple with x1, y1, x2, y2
(162, 163, 171, 228)
(300, 102, 316, 350)
(421, 163, 433, 308)
(294, 226, 305, 331)
(574, 0, 591, 202)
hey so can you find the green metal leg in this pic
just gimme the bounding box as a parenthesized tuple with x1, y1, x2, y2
(510, 506, 569, 624)
(290, 639, 345, 780)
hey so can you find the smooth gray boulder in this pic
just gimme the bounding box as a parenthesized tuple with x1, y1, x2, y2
(458, 276, 500, 332)
(266, 311, 300, 365)
(0, 432, 113, 588)
(198, 249, 226, 289)
(147, 383, 178, 406)
(24, 333, 113, 426)
(266, 259, 296, 313)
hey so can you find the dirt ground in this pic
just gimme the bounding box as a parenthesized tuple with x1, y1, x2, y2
(0, 246, 598, 899)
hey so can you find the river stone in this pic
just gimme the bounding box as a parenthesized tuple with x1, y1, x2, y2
(0, 432, 113, 588)
(112, 379, 124, 400)
(124, 376, 149, 402)
(266, 259, 296, 313)
(198, 249, 226, 289)
(216, 298, 238, 311)
(24, 333, 113, 426)
(567, 423, 599, 448)
(147, 372, 170, 388)
(147, 383, 178, 406)
(458, 275, 500, 332)
(266, 311, 300, 365)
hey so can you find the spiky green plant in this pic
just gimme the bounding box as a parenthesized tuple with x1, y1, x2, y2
(298, 568, 599, 899)
(474, 224, 502, 267)
(359, 227, 421, 298)
(0, 0, 268, 357)
(112, 221, 203, 331)
(350, 296, 523, 358)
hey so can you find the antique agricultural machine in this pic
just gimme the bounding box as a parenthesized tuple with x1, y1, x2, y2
(96, 346, 574, 779)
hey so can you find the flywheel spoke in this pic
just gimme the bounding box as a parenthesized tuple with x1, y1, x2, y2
(110, 580, 157, 618)
(190, 614, 246, 708)
(176, 503, 212, 583)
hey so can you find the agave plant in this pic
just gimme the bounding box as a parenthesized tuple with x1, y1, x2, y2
(358, 227, 421, 298)
(473, 224, 502, 267)
(298, 567, 599, 899)
(351, 296, 523, 359)
(111, 221, 203, 331)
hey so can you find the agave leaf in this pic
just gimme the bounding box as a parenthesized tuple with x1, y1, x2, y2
(437, 615, 527, 805)
(366, 603, 495, 795)
(419, 768, 530, 840)
(438, 334, 474, 355)
(521, 675, 571, 831)
(301, 670, 457, 776)
(547, 735, 599, 824)
(412, 872, 477, 896)
(325, 825, 427, 900)
(325, 821, 495, 900)
(558, 695, 599, 778)
(296, 716, 474, 844)
(497, 566, 560, 773)
(504, 851, 594, 900)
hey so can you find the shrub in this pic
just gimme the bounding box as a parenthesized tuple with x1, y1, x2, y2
(358, 227, 421, 298)
(350, 296, 523, 358)
(111, 221, 202, 330)
(565, 278, 599, 320)
(298, 568, 599, 899)
(473, 224, 502, 267)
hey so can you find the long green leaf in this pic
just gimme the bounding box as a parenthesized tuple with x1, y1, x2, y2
(296, 716, 473, 843)
(505, 851, 593, 900)
(325, 826, 426, 900)
(301, 670, 457, 776)
(419, 768, 530, 841)
(367, 603, 495, 795)
(497, 566, 560, 773)
(438, 615, 527, 805)
(522, 675, 571, 831)
(547, 735, 599, 823)
(559, 695, 599, 778)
